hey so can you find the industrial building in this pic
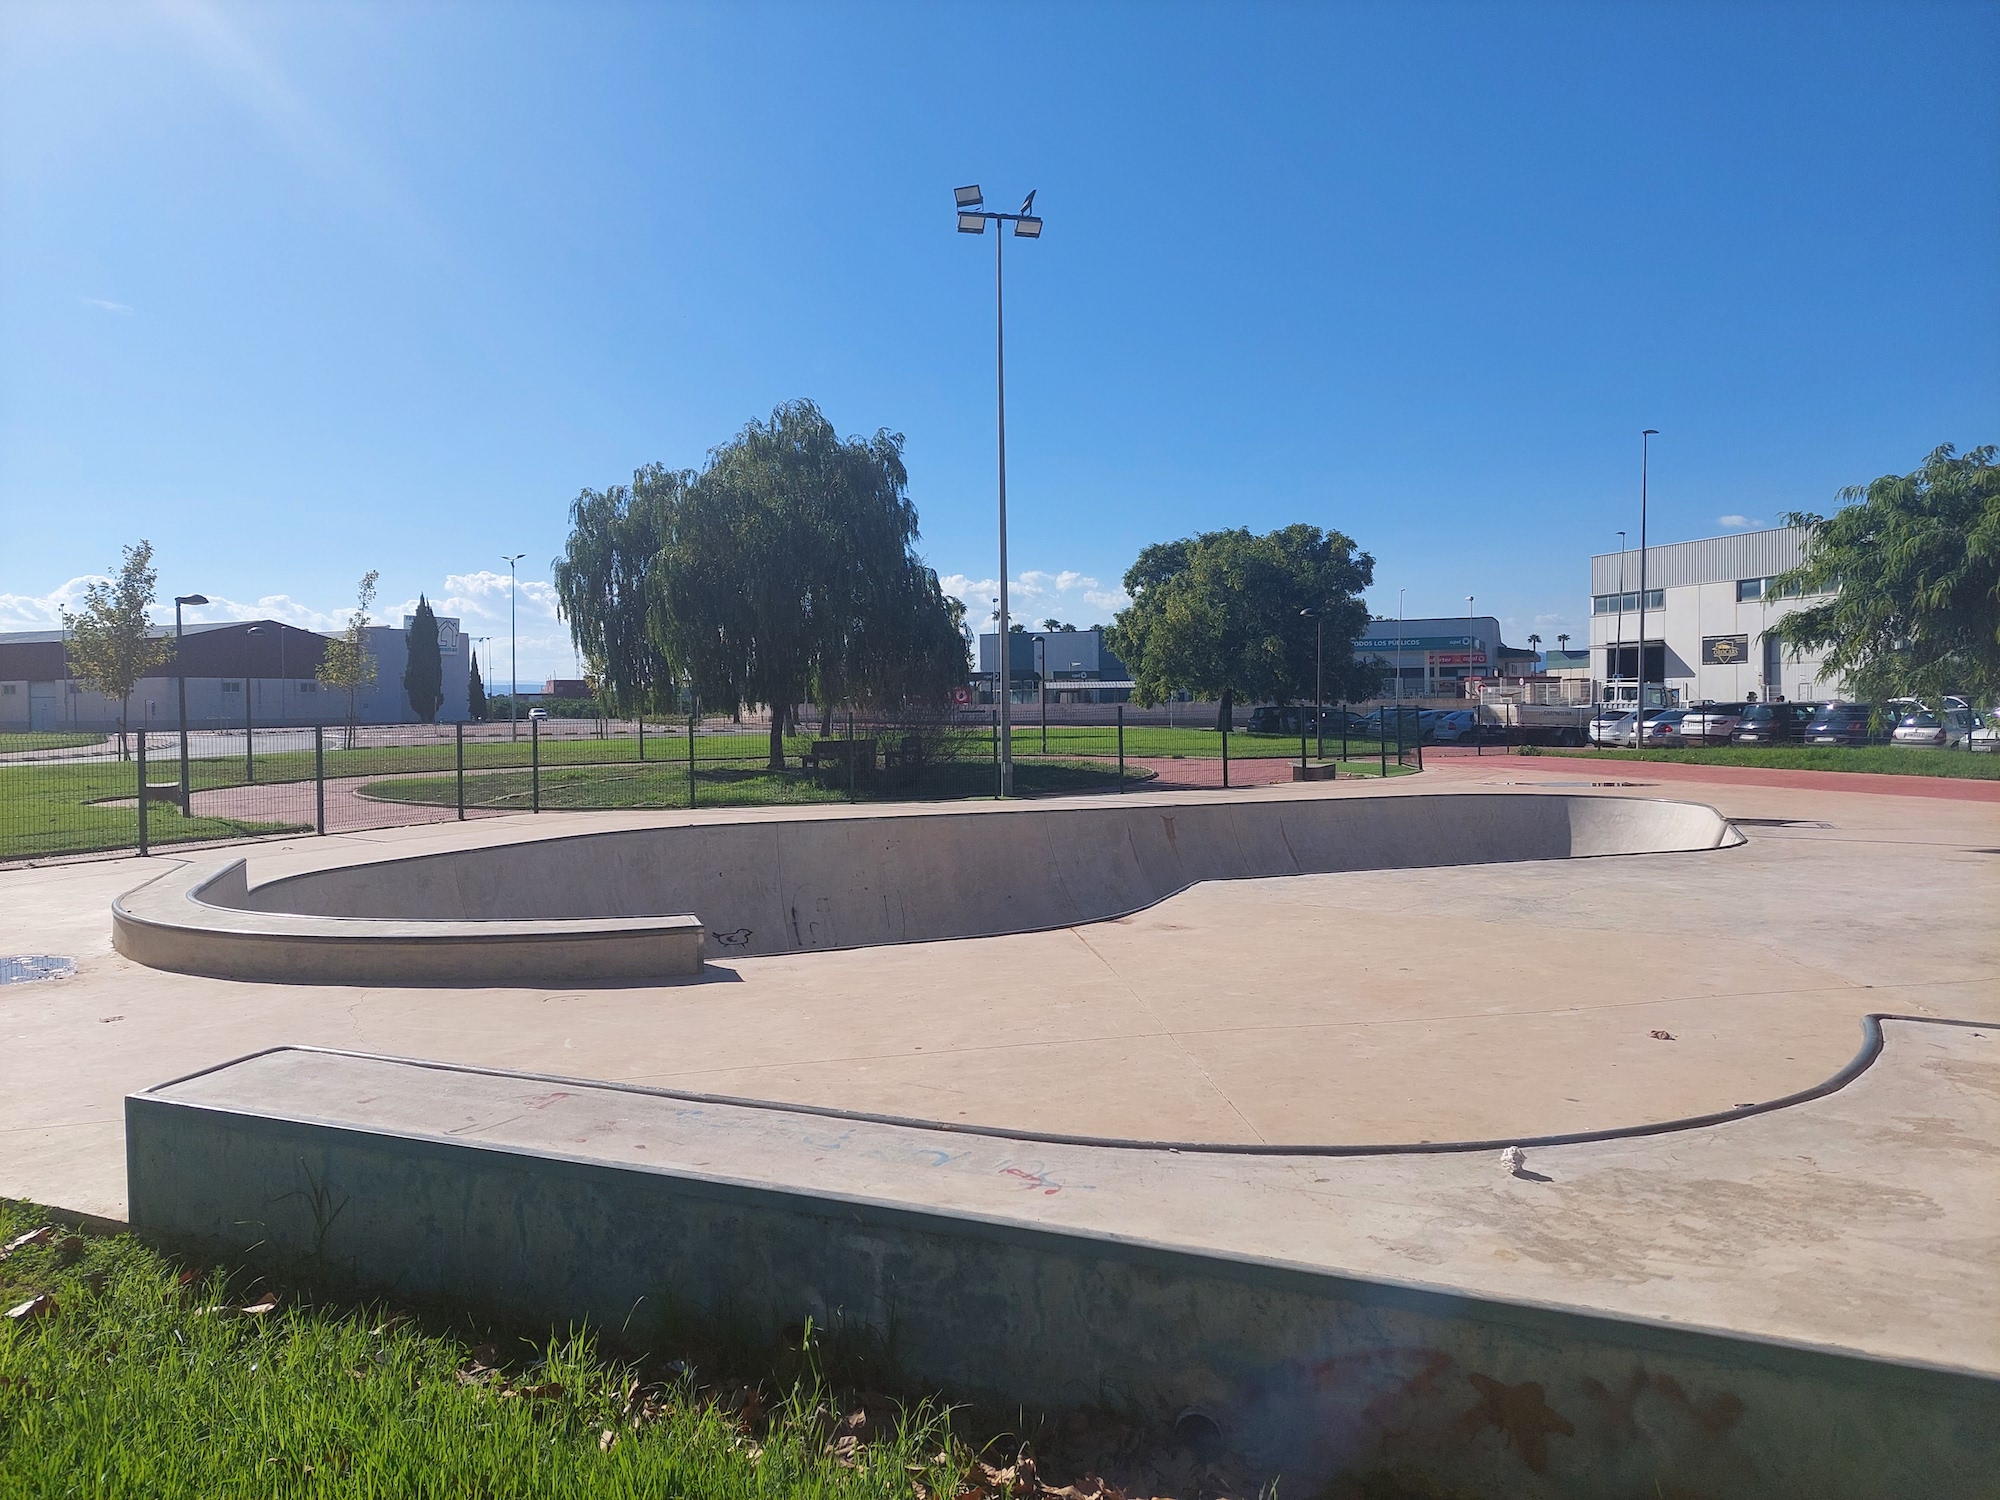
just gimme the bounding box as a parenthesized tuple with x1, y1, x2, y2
(1353, 616, 1538, 696)
(974, 627, 1131, 704)
(0, 614, 471, 732)
(1588, 526, 1837, 707)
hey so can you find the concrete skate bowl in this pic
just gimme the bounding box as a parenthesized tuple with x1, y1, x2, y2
(113, 793, 1740, 986)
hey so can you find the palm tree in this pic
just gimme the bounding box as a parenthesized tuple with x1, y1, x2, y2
(1528, 632, 1542, 658)
(1557, 632, 1570, 653)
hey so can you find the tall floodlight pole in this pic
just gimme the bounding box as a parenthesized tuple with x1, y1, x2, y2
(502, 554, 525, 741)
(956, 184, 1043, 796)
(1396, 587, 1405, 705)
(172, 593, 208, 817)
(1639, 431, 1658, 717)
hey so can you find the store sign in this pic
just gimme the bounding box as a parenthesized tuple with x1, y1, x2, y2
(1356, 635, 1477, 652)
(1703, 634, 1750, 665)
(1429, 652, 1487, 667)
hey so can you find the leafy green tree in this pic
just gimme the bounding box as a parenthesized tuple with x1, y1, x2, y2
(317, 570, 380, 733)
(466, 650, 487, 721)
(552, 465, 688, 720)
(402, 596, 444, 723)
(1107, 525, 1381, 730)
(60, 540, 174, 759)
(1773, 444, 2000, 704)
(642, 400, 966, 769)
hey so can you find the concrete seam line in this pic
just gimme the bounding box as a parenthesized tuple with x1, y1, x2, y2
(135, 1014, 1994, 1157)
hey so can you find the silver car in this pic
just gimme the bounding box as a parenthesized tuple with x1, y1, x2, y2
(1589, 710, 1640, 746)
(1891, 707, 1977, 748)
(1679, 702, 1749, 745)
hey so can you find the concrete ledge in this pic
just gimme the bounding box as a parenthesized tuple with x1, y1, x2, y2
(126, 1041, 1998, 1498)
(113, 859, 705, 985)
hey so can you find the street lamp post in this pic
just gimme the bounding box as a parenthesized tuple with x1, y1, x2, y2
(172, 593, 208, 817)
(1639, 430, 1658, 720)
(1614, 530, 1627, 708)
(1396, 587, 1405, 705)
(1300, 609, 1324, 761)
(956, 184, 1043, 796)
(502, 554, 525, 741)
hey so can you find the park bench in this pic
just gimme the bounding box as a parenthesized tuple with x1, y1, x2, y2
(801, 737, 877, 783)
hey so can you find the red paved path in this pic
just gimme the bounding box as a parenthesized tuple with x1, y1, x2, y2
(1427, 746, 2000, 801)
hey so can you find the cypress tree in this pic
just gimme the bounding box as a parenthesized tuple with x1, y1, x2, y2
(403, 596, 445, 723)
(467, 649, 487, 721)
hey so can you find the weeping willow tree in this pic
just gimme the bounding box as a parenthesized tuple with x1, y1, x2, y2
(557, 401, 969, 769)
(1772, 444, 2000, 704)
(552, 464, 689, 719)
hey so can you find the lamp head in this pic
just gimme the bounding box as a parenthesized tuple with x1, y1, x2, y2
(1012, 216, 1042, 238)
(175, 594, 208, 607)
(954, 184, 983, 209)
(957, 212, 986, 234)
(1643, 428, 1659, 436)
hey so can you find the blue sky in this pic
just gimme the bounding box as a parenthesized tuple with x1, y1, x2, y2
(3, 0, 1994, 687)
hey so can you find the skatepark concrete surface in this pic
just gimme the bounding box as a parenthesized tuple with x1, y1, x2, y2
(4, 760, 1997, 1486)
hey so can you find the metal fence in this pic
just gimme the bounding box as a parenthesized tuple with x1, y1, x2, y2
(0, 705, 1425, 865)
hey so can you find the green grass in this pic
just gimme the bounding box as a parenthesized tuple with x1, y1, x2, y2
(0, 1200, 964, 1499)
(0, 755, 305, 860)
(361, 757, 1156, 811)
(1527, 744, 2000, 779)
(0, 732, 105, 755)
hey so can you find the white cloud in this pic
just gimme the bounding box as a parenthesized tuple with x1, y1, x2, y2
(939, 569, 1129, 630)
(0, 577, 101, 631)
(1717, 514, 1762, 530)
(81, 297, 134, 315)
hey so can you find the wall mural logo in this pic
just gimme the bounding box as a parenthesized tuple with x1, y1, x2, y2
(1703, 634, 1749, 665)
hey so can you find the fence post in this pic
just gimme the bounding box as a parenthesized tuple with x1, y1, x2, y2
(847, 710, 857, 803)
(455, 721, 465, 821)
(1222, 715, 1230, 789)
(244, 683, 254, 784)
(1395, 709, 1404, 770)
(314, 726, 326, 835)
(687, 706, 697, 810)
(992, 709, 1000, 798)
(638, 712, 645, 763)
(1117, 704, 1125, 793)
(136, 730, 149, 857)
(1300, 720, 1308, 772)
(1341, 703, 1348, 764)
(1379, 717, 1387, 778)
(1416, 724, 1424, 771)
(531, 717, 541, 812)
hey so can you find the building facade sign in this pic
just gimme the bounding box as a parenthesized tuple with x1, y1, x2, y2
(1356, 634, 1476, 652)
(1428, 652, 1487, 667)
(1702, 634, 1750, 666)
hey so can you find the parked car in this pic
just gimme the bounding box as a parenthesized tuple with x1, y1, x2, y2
(1679, 702, 1750, 745)
(1588, 709, 1638, 746)
(1426, 710, 1484, 743)
(1891, 707, 1978, 748)
(1969, 715, 1999, 753)
(1730, 702, 1820, 746)
(1638, 709, 1692, 747)
(526, 707, 549, 723)
(1803, 701, 1880, 746)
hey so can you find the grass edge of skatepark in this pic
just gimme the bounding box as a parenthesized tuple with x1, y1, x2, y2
(0, 1196, 1382, 1500)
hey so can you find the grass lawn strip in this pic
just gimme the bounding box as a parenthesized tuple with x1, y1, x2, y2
(0, 1200, 1270, 1500)
(1525, 744, 2000, 779)
(0, 733, 106, 755)
(359, 757, 1157, 810)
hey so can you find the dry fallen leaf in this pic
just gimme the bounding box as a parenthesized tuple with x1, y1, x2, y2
(6, 1293, 56, 1321)
(238, 1299, 280, 1317)
(0, 1227, 53, 1261)
(599, 1428, 618, 1453)
(1649, 1029, 1675, 1040)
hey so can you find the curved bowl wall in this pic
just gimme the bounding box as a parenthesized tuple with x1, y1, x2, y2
(113, 793, 1741, 985)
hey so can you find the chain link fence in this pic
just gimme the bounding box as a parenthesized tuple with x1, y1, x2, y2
(0, 705, 1423, 865)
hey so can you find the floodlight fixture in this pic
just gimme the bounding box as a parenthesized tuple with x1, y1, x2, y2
(955, 185, 983, 208)
(957, 212, 986, 234)
(1013, 216, 1042, 238)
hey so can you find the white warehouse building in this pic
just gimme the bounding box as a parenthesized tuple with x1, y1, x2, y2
(1588, 526, 1839, 708)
